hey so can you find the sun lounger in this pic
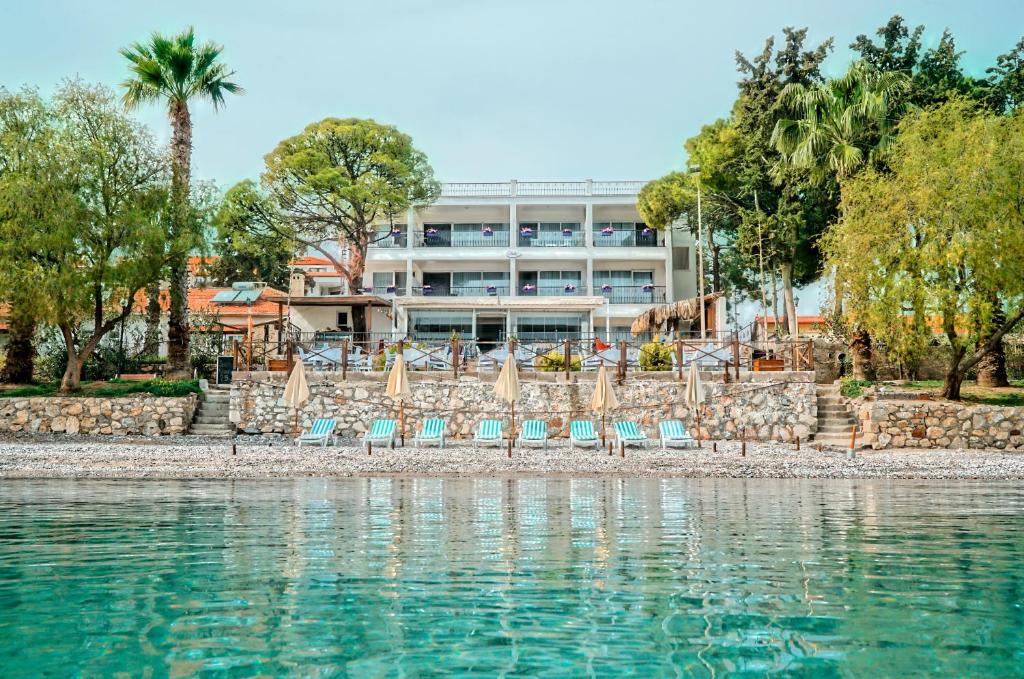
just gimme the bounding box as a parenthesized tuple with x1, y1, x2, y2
(364, 418, 398, 450)
(614, 421, 649, 448)
(295, 418, 337, 447)
(569, 420, 600, 448)
(414, 418, 447, 448)
(473, 419, 503, 449)
(659, 420, 695, 450)
(517, 419, 548, 449)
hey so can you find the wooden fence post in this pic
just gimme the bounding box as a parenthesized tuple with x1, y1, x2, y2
(232, 339, 239, 370)
(286, 340, 294, 371)
(452, 337, 460, 379)
(563, 339, 571, 382)
(733, 337, 740, 381)
(807, 338, 815, 371)
(618, 340, 627, 381)
(341, 338, 349, 380)
(676, 339, 684, 381)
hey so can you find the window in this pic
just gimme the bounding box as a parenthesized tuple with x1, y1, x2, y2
(336, 311, 350, 329)
(672, 246, 691, 271)
(409, 311, 473, 340)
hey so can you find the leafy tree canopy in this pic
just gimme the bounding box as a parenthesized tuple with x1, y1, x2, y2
(208, 180, 296, 289)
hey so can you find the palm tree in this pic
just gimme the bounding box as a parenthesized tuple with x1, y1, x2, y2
(772, 61, 910, 380)
(121, 27, 242, 375)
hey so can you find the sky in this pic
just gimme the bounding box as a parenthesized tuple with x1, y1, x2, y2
(4, 0, 1024, 189)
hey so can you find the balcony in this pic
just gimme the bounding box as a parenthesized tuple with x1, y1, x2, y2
(363, 285, 406, 296)
(592, 224, 663, 247)
(517, 225, 584, 248)
(412, 285, 511, 297)
(368, 231, 407, 248)
(439, 180, 646, 198)
(517, 284, 584, 297)
(598, 285, 666, 304)
(414, 226, 511, 248)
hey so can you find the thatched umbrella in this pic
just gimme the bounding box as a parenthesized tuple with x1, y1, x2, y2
(591, 365, 619, 445)
(386, 353, 412, 445)
(283, 360, 310, 437)
(630, 292, 724, 336)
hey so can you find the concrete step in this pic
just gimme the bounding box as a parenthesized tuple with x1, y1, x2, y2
(818, 406, 849, 415)
(202, 396, 230, 404)
(190, 424, 235, 436)
(818, 424, 857, 435)
(198, 405, 229, 415)
(194, 416, 230, 425)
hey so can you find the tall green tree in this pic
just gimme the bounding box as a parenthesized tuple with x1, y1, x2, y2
(0, 82, 174, 391)
(772, 61, 911, 378)
(824, 100, 1024, 400)
(731, 27, 837, 337)
(0, 87, 50, 383)
(260, 118, 439, 336)
(208, 180, 295, 289)
(120, 27, 242, 375)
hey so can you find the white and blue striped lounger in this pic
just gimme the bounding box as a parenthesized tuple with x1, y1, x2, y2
(659, 420, 695, 450)
(364, 419, 398, 451)
(517, 419, 548, 450)
(414, 418, 446, 448)
(569, 420, 600, 448)
(614, 421, 649, 448)
(295, 418, 337, 447)
(474, 419, 503, 449)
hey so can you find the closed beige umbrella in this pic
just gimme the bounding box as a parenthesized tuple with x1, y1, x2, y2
(494, 354, 521, 441)
(283, 360, 310, 436)
(685, 361, 705, 446)
(591, 364, 619, 444)
(386, 352, 412, 444)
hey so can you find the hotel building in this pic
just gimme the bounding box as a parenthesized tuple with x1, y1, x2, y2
(287, 180, 698, 344)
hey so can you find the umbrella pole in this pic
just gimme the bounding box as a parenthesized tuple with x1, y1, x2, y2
(510, 401, 516, 445)
(601, 413, 606, 446)
(400, 402, 406, 447)
(695, 407, 702, 449)
(293, 408, 299, 438)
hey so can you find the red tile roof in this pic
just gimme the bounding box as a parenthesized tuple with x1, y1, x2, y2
(290, 256, 334, 267)
(134, 287, 288, 318)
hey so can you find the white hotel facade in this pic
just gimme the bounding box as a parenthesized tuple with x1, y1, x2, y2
(288, 180, 697, 344)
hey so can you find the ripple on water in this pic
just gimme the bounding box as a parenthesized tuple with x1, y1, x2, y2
(0, 478, 1022, 677)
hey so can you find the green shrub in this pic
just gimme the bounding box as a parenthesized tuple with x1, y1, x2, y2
(0, 384, 57, 398)
(1, 379, 200, 399)
(639, 342, 673, 371)
(839, 377, 873, 399)
(538, 349, 581, 372)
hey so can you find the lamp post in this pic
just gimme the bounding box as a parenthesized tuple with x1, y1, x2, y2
(691, 165, 706, 340)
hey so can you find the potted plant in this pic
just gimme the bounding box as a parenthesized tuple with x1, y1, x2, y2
(601, 226, 614, 236)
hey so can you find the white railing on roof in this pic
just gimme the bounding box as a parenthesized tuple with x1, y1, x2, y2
(440, 180, 646, 199)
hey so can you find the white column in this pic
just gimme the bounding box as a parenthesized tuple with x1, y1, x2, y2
(584, 201, 594, 248)
(509, 256, 518, 297)
(471, 308, 477, 341)
(405, 259, 414, 297)
(509, 200, 518, 297)
(506, 312, 514, 341)
(663, 219, 675, 303)
(586, 257, 594, 296)
(405, 206, 415, 298)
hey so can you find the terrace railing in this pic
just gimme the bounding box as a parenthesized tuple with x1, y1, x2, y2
(411, 285, 511, 297)
(439, 180, 646, 199)
(414, 229, 511, 248)
(597, 285, 667, 305)
(592, 227, 663, 247)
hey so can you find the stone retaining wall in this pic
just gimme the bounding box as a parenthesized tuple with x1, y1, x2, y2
(230, 371, 817, 443)
(856, 399, 1024, 450)
(0, 394, 198, 436)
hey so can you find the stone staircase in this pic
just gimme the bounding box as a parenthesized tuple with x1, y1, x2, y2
(189, 385, 235, 437)
(813, 384, 859, 448)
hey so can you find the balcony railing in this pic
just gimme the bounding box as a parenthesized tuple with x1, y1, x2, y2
(517, 284, 585, 297)
(440, 180, 646, 198)
(597, 285, 666, 304)
(414, 229, 511, 248)
(412, 285, 510, 297)
(364, 286, 406, 296)
(517, 231, 584, 247)
(368, 232, 407, 248)
(592, 227, 663, 247)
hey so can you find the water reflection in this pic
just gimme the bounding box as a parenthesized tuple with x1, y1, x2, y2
(0, 478, 1022, 677)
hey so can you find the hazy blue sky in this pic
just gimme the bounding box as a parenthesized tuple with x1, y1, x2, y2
(5, 0, 1023, 187)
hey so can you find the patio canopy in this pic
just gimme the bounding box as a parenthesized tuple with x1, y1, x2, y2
(630, 293, 723, 336)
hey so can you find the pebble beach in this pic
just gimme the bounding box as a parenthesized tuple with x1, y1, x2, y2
(1, 435, 1023, 480)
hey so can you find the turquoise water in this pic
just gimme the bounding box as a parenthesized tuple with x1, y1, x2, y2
(0, 479, 1022, 677)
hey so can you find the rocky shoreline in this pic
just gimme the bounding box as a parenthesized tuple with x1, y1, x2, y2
(1, 435, 1023, 479)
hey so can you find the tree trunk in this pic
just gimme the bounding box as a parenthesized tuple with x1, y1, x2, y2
(770, 269, 780, 335)
(142, 281, 162, 357)
(61, 353, 83, 393)
(850, 328, 875, 381)
(0, 302, 36, 383)
(165, 260, 190, 376)
(780, 261, 797, 337)
(977, 304, 1009, 387)
(831, 267, 844, 319)
(941, 344, 967, 400)
(166, 99, 193, 376)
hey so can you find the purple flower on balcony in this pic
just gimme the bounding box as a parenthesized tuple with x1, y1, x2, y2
(391, 228, 402, 237)
(601, 226, 615, 236)
(564, 284, 577, 293)
(562, 228, 573, 237)
(641, 227, 654, 237)
(362, 286, 373, 293)
(601, 284, 613, 293)
(521, 283, 536, 292)
(520, 227, 533, 236)
(486, 284, 497, 294)
(482, 225, 494, 236)
(386, 285, 397, 293)
(425, 228, 439, 238)
(642, 283, 655, 293)
(422, 284, 433, 294)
